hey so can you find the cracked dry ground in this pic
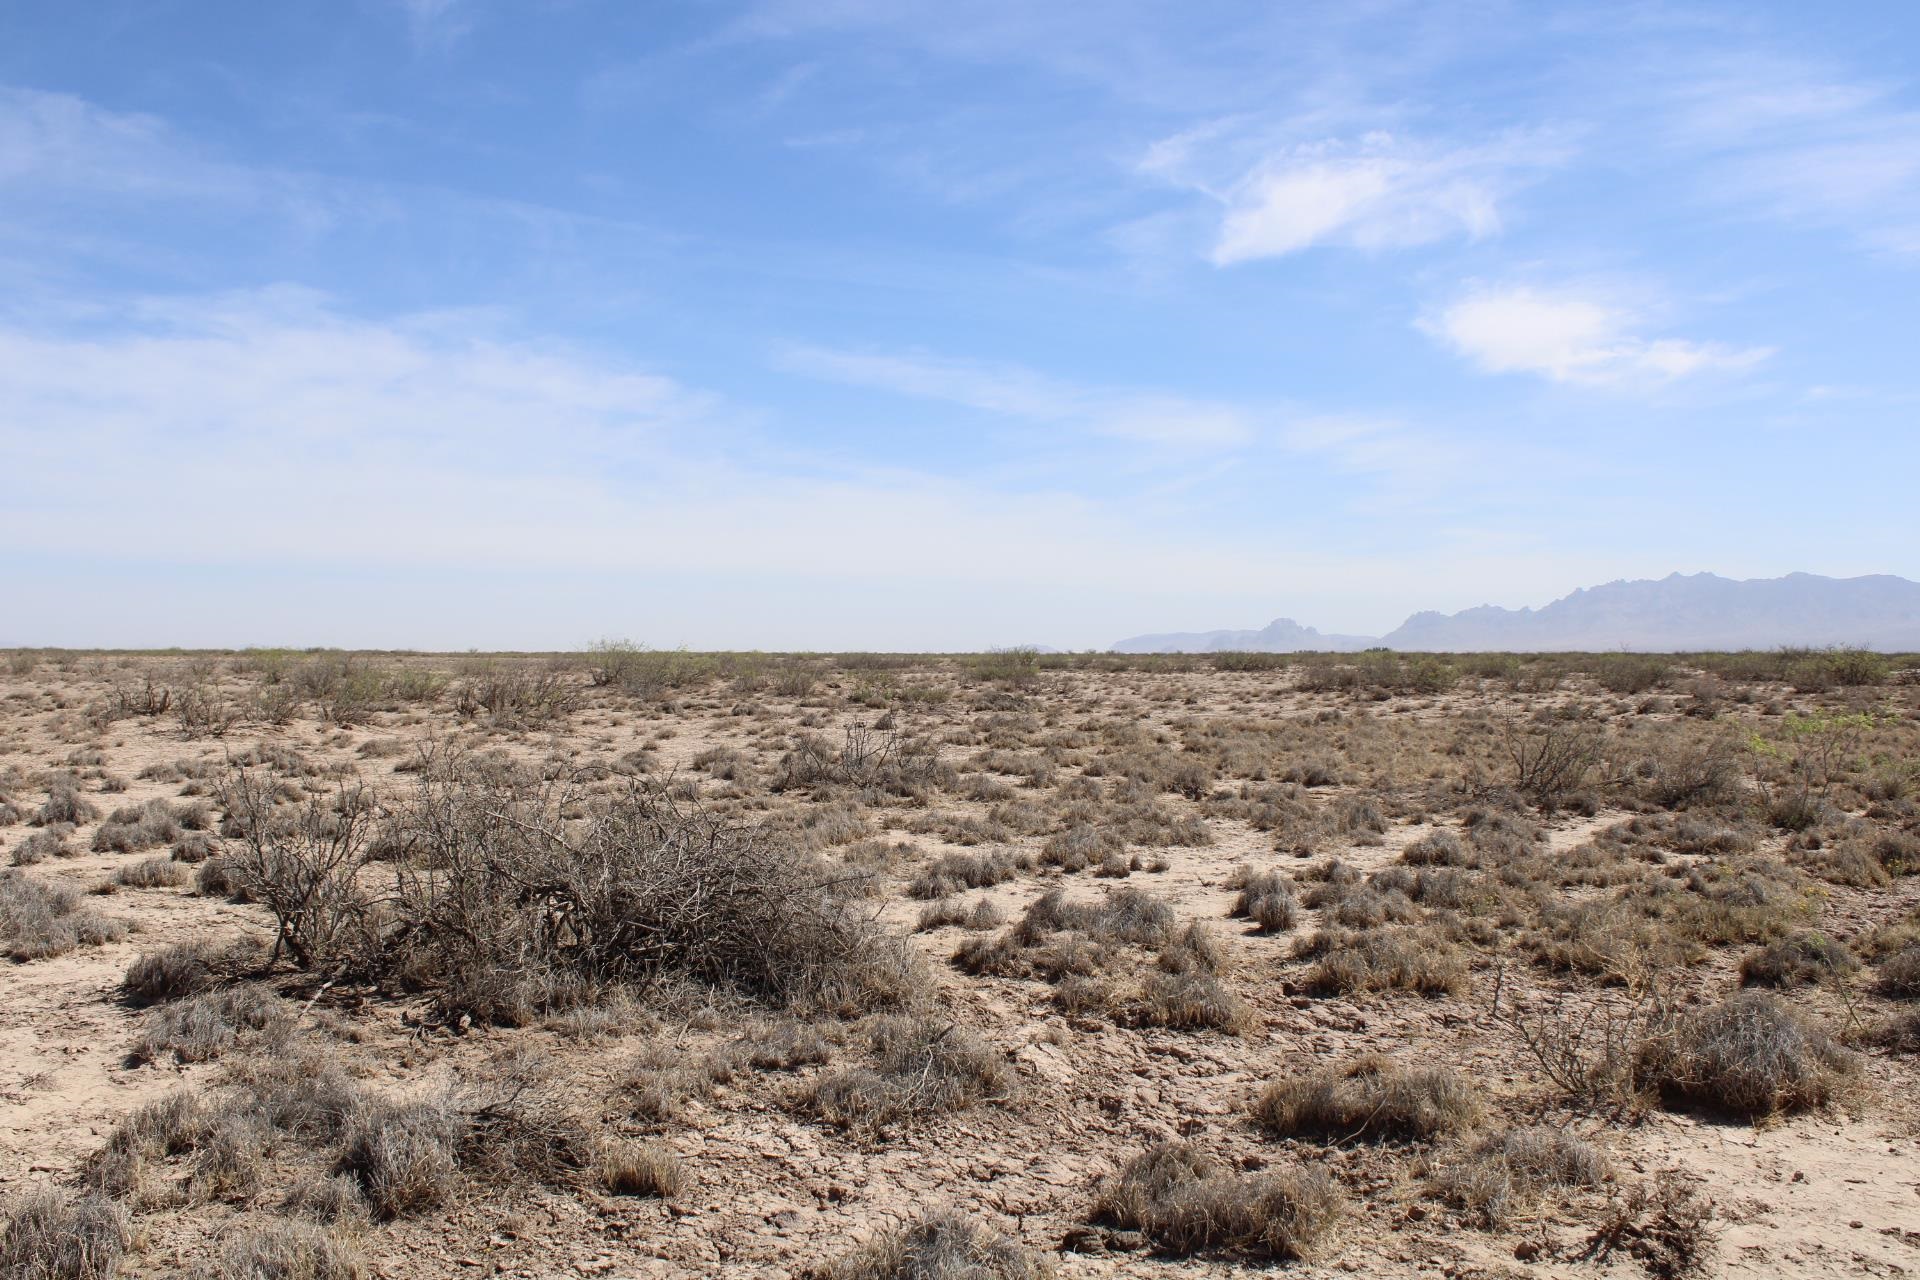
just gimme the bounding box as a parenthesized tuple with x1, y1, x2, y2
(2, 650, 1917, 1279)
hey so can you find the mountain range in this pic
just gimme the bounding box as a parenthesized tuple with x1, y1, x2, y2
(1111, 572, 1920, 653)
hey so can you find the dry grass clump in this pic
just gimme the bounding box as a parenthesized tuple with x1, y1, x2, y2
(954, 886, 1181, 990)
(124, 940, 230, 1003)
(915, 896, 1004, 933)
(0, 870, 126, 961)
(1226, 868, 1297, 933)
(133, 986, 292, 1065)
(32, 781, 100, 828)
(10, 826, 74, 866)
(91, 799, 186, 854)
(1877, 944, 1920, 998)
(337, 1100, 459, 1219)
(113, 856, 190, 889)
(331, 1057, 595, 1220)
(82, 1091, 227, 1206)
(1295, 926, 1468, 997)
(1401, 829, 1469, 867)
(1432, 1127, 1607, 1228)
(0, 1186, 131, 1280)
(808, 1016, 1014, 1132)
(1253, 1056, 1482, 1143)
(214, 1220, 363, 1280)
(1129, 922, 1250, 1033)
(1637, 992, 1853, 1119)
(618, 1042, 734, 1123)
(810, 1209, 1052, 1280)
(908, 850, 1022, 900)
(741, 1018, 837, 1070)
(1037, 824, 1124, 871)
(1738, 931, 1858, 988)
(1136, 968, 1251, 1033)
(595, 1139, 685, 1199)
(1089, 1141, 1343, 1261)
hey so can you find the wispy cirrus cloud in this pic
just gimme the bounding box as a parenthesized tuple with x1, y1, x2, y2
(1424, 285, 1773, 386)
(1652, 53, 1920, 256)
(1139, 124, 1569, 264)
(0, 287, 1548, 646)
(775, 343, 1256, 447)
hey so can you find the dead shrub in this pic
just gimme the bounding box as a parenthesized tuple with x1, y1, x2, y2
(0, 1187, 131, 1280)
(776, 727, 954, 799)
(1579, 1172, 1715, 1279)
(1637, 992, 1853, 1119)
(390, 754, 922, 1024)
(1253, 1056, 1482, 1143)
(1090, 1141, 1343, 1261)
(219, 770, 380, 973)
(1506, 717, 1602, 812)
(810, 1209, 1052, 1280)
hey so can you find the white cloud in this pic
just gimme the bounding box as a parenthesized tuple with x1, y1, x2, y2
(1140, 127, 1564, 263)
(0, 291, 1435, 636)
(1425, 286, 1773, 386)
(776, 344, 1256, 446)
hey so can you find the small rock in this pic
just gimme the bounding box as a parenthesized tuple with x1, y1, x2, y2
(1060, 1227, 1106, 1255)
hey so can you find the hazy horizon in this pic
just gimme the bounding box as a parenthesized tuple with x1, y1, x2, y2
(5, 2, 1918, 649)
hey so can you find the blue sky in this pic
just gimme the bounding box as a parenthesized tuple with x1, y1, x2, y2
(2, 1, 1917, 649)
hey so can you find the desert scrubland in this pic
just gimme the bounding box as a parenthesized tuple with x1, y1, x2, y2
(1, 644, 1916, 1279)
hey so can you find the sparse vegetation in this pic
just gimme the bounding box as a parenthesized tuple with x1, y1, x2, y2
(1, 647, 1915, 1276)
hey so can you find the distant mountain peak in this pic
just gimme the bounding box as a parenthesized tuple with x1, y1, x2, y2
(1110, 572, 1920, 653)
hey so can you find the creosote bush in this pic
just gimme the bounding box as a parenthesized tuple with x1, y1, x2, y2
(1090, 1141, 1343, 1261)
(1253, 1056, 1483, 1143)
(391, 754, 923, 1023)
